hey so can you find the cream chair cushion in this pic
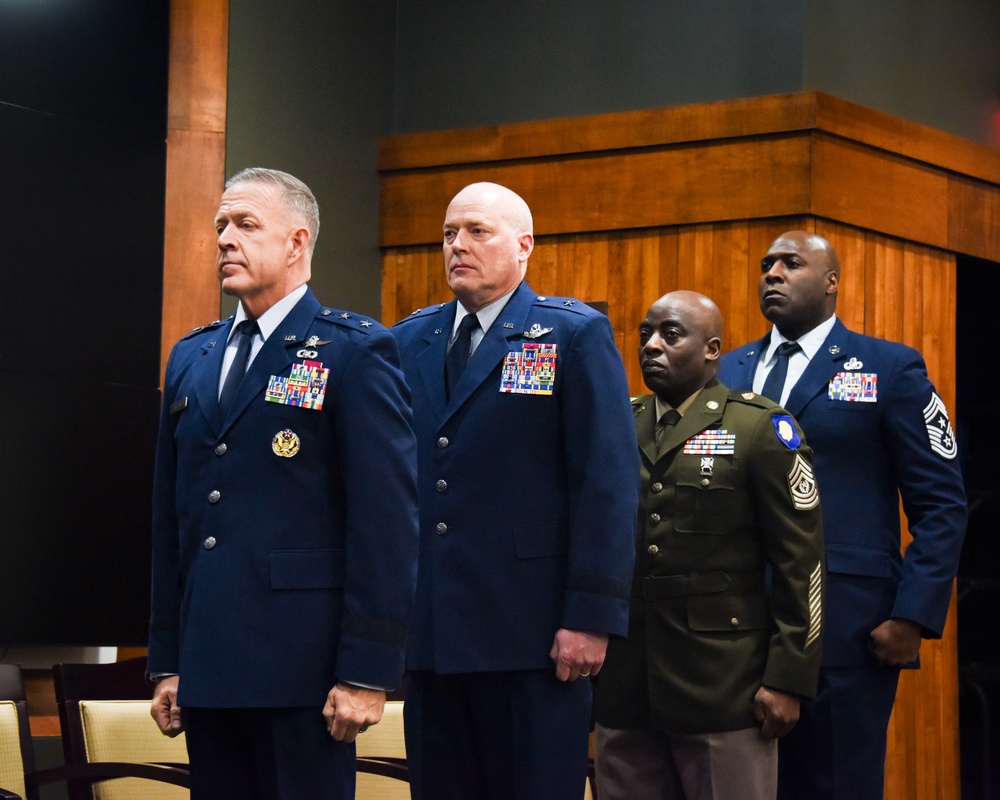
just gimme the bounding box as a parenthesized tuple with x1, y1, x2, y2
(0, 701, 27, 800)
(79, 700, 188, 800)
(355, 700, 407, 800)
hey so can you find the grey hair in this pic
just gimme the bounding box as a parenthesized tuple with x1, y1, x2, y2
(226, 167, 320, 251)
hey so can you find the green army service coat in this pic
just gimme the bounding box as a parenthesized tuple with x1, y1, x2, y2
(594, 377, 825, 733)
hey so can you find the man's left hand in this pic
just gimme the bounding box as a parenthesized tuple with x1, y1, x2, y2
(753, 686, 800, 739)
(322, 683, 386, 743)
(868, 618, 922, 666)
(549, 628, 608, 682)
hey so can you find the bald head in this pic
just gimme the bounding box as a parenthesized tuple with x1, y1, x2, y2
(759, 230, 840, 340)
(443, 182, 535, 312)
(638, 290, 723, 406)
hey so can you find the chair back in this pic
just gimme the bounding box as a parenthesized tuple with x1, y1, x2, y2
(54, 659, 188, 800)
(0, 664, 33, 800)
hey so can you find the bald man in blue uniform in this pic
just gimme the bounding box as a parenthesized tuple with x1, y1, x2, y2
(718, 230, 966, 800)
(392, 182, 638, 800)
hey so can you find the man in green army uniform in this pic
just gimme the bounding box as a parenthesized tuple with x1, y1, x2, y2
(593, 290, 825, 800)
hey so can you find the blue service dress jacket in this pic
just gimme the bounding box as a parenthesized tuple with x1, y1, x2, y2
(718, 319, 966, 666)
(391, 281, 639, 673)
(148, 288, 419, 707)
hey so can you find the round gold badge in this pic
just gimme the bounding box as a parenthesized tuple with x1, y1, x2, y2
(272, 428, 301, 458)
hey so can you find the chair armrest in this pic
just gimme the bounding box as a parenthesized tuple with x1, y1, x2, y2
(0, 787, 24, 800)
(356, 756, 409, 782)
(28, 761, 191, 791)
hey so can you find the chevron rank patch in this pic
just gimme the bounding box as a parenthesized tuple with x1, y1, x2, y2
(805, 560, 823, 648)
(771, 414, 801, 450)
(788, 452, 819, 511)
(829, 371, 878, 402)
(923, 392, 958, 460)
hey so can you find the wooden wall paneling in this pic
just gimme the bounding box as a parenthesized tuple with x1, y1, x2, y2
(811, 135, 950, 252)
(604, 231, 628, 356)
(161, 0, 229, 383)
(948, 176, 1000, 263)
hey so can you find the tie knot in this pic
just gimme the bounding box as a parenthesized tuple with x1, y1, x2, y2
(236, 319, 259, 338)
(776, 341, 800, 357)
(458, 314, 480, 333)
(659, 409, 682, 427)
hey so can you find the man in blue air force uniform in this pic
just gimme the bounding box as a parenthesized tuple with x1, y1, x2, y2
(148, 168, 419, 799)
(391, 182, 639, 799)
(717, 230, 967, 800)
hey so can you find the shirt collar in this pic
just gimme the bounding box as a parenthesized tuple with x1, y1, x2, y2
(764, 314, 837, 365)
(452, 286, 518, 340)
(230, 284, 309, 344)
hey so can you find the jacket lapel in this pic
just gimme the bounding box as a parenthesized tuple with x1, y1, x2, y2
(634, 396, 658, 466)
(219, 290, 321, 435)
(440, 283, 536, 426)
(783, 319, 850, 418)
(192, 320, 231, 436)
(655, 379, 728, 461)
(414, 304, 452, 421)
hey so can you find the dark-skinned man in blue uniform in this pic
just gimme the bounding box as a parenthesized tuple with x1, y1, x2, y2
(148, 168, 419, 799)
(392, 182, 638, 800)
(718, 230, 967, 800)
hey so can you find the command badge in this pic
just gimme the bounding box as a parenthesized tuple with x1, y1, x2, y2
(272, 428, 300, 458)
(788, 452, 819, 510)
(771, 414, 801, 449)
(923, 391, 958, 460)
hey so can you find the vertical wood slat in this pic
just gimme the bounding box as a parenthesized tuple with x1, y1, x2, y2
(161, 0, 229, 384)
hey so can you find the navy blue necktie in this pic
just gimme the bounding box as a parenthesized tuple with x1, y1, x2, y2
(446, 314, 480, 400)
(761, 341, 801, 403)
(220, 319, 259, 415)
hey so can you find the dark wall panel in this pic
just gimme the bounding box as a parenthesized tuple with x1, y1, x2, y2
(0, 1, 168, 645)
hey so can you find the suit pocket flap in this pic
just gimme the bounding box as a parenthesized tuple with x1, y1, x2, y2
(270, 549, 345, 589)
(687, 593, 768, 632)
(826, 543, 898, 578)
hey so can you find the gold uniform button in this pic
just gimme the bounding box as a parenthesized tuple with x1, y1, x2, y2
(647, 545, 658, 555)
(651, 482, 663, 493)
(731, 617, 739, 626)
(701, 478, 710, 486)
(649, 512, 660, 524)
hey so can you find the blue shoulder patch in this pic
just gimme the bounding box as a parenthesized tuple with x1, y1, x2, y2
(771, 414, 801, 450)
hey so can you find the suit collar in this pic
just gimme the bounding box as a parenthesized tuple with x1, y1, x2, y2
(638, 379, 728, 465)
(782, 318, 854, 416)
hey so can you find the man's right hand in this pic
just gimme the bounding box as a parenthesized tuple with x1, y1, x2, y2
(150, 675, 184, 736)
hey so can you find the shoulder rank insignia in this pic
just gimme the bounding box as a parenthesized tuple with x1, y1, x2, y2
(742, 392, 755, 400)
(500, 343, 557, 395)
(771, 414, 801, 449)
(829, 372, 877, 403)
(523, 323, 554, 339)
(923, 392, 957, 460)
(788, 452, 819, 510)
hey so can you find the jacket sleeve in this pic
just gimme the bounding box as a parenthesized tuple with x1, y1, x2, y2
(558, 312, 639, 637)
(882, 346, 967, 637)
(330, 328, 420, 689)
(746, 410, 825, 698)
